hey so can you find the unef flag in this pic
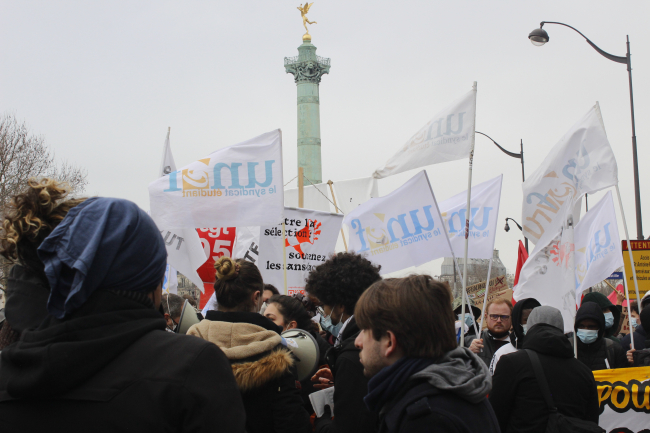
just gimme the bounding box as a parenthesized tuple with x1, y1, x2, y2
(259, 208, 343, 295)
(373, 85, 477, 179)
(439, 175, 502, 260)
(522, 103, 618, 247)
(149, 129, 284, 229)
(344, 171, 449, 274)
(574, 191, 623, 301)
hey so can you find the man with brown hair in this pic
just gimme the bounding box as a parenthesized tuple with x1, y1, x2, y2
(354, 275, 499, 433)
(465, 298, 513, 366)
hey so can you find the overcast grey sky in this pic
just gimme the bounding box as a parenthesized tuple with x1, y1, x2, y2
(2, 1, 650, 276)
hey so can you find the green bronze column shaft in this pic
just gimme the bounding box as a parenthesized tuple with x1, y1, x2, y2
(285, 36, 330, 184)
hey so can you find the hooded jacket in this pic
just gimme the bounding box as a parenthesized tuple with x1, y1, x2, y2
(582, 292, 621, 341)
(489, 323, 599, 432)
(0, 290, 246, 433)
(315, 317, 379, 433)
(376, 347, 499, 433)
(631, 308, 650, 366)
(574, 301, 627, 370)
(188, 311, 310, 433)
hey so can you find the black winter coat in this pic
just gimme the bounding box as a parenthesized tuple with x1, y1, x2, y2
(621, 324, 646, 351)
(0, 290, 246, 433)
(574, 302, 627, 370)
(464, 329, 511, 366)
(489, 323, 599, 433)
(315, 317, 379, 433)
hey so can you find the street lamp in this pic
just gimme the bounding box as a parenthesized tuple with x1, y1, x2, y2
(476, 132, 525, 182)
(528, 21, 643, 240)
(504, 217, 528, 253)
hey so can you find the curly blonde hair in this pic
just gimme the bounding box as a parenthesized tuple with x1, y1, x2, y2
(0, 178, 86, 263)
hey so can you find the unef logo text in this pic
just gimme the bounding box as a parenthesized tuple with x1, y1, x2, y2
(164, 158, 276, 197)
(350, 205, 441, 255)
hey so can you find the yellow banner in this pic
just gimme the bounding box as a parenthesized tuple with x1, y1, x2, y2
(593, 366, 650, 432)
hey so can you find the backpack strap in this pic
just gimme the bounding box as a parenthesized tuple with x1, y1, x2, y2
(524, 349, 557, 413)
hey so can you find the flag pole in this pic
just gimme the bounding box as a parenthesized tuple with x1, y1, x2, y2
(282, 221, 288, 295)
(615, 185, 640, 350)
(327, 180, 348, 251)
(423, 170, 479, 340)
(460, 82, 478, 347)
(478, 258, 494, 332)
(565, 215, 579, 359)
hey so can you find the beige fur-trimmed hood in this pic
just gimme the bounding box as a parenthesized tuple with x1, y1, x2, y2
(187, 320, 294, 392)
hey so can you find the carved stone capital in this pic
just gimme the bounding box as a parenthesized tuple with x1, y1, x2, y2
(285, 60, 330, 84)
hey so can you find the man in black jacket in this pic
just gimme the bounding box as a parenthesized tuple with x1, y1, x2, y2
(305, 252, 382, 433)
(490, 306, 599, 432)
(355, 275, 499, 433)
(574, 301, 627, 370)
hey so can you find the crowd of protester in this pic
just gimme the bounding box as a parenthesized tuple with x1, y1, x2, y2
(1, 178, 649, 432)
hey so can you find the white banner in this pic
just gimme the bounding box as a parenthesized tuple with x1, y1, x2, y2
(439, 175, 502, 260)
(514, 204, 576, 332)
(285, 184, 331, 212)
(522, 103, 618, 246)
(594, 367, 650, 433)
(344, 171, 450, 274)
(149, 129, 284, 229)
(373, 86, 476, 179)
(259, 208, 343, 295)
(574, 191, 623, 301)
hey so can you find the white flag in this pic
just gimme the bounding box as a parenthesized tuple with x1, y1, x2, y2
(574, 191, 623, 300)
(233, 226, 261, 264)
(373, 86, 476, 179)
(522, 103, 618, 247)
(332, 177, 379, 215)
(259, 208, 344, 295)
(149, 129, 284, 229)
(159, 128, 176, 177)
(160, 228, 207, 291)
(343, 171, 449, 274)
(439, 175, 502, 260)
(162, 264, 178, 294)
(514, 212, 576, 332)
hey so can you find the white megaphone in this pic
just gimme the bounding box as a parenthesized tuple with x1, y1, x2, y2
(176, 299, 201, 334)
(281, 328, 320, 382)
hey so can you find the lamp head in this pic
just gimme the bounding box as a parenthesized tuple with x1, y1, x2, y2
(504, 221, 511, 232)
(529, 27, 549, 46)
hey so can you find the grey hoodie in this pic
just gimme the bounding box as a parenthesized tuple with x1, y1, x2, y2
(410, 346, 491, 404)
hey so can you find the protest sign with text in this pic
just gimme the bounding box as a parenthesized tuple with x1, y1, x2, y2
(522, 103, 617, 247)
(594, 366, 650, 433)
(149, 129, 284, 229)
(196, 227, 236, 309)
(373, 86, 476, 179)
(344, 171, 449, 274)
(259, 208, 343, 295)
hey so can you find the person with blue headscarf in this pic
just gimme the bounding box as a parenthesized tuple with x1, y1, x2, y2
(0, 197, 246, 433)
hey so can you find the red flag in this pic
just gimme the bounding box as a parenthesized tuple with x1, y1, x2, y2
(512, 240, 529, 305)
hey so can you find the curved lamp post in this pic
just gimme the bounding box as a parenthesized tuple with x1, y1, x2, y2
(529, 21, 643, 240)
(504, 217, 527, 253)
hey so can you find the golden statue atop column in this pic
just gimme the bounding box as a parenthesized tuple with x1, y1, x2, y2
(297, 3, 317, 41)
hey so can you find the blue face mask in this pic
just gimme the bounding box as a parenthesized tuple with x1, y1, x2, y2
(321, 314, 343, 337)
(521, 324, 528, 335)
(604, 312, 614, 329)
(630, 317, 638, 329)
(457, 313, 473, 327)
(577, 329, 599, 344)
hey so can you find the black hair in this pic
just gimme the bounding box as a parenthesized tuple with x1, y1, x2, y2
(268, 294, 318, 335)
(264, 284, 280, 296)
(304, 252, 381, 314)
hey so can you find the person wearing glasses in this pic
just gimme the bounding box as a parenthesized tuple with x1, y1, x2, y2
(465, 299, 513, 366)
